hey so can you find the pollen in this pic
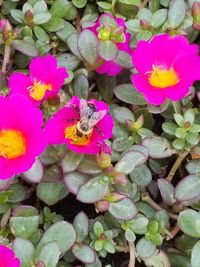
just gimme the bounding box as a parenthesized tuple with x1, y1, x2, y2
(148, 65, 179, 88)
(29, 80, 52, 101)
(0, 130, 26, 159)
(64, 124, 92, 146)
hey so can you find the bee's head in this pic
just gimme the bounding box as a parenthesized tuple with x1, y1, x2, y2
(80, 122, 89, 132)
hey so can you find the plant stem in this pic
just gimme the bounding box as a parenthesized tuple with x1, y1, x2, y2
(142, 192, 178, 220)
(172, 101, 182, 114)
(166, 223, 180, 240)
(166, 150, 190, 182)
(128, 242, 136, 267)
(1, 44, 11, 73)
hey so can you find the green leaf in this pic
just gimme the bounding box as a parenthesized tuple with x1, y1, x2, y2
(151, 9, 167, 28)
(13, 40, 39, 57)
(168, 0, 186, 28)
(33, 12, 51, 25)
(144, 250, 170, 267)
(10, 9, 23, 23)
(50, 0, 77, 20)
(114, 50, 133, 68)
(138, 8, 152, 22)
(37, 181, 68, 206)
(119, 0, 141, 5)
(113, 107, 135, 124)
(175, 127, 187, 138)
(98, 40, 118, 61)
(13, 238, 35, 267)
(56, 21, 76, 42)
(136, 237, 156, 258)
(173, 138, 185, 150)
(191, 240, 200, 267)
(64, 171, 89, 195)
(142, 136, 175, 158)
(73, 74, 89, 99)
(36, 221, 76, 254)
(175, 175, 200, 204)
(114, 84, 146, 105)
(22, 158, 43, 183)
(178, 209, 200, 237)
(72, 244, 96, 264)
(33, 0, 47, 13)
(97, 2, 112, 10)
(77, 155, 102, 174)
(115, 150, 147, 174)
(38, 242, 60, 267)
(125, 228, 136, 242)
(162, 122, 177, 135)
(94, 222, 104, 237)
(186, 159, 200, 175)
(126, 19, 142, 32)
(78, 29, 98, 65)
(130, 165, 152, 187)
(61, 150, 84, 173)
(129, 215, 149, 234)
(34, 26, 50, 42)
(73, 212, 89, 243)
(77, 175, 109, 203)
(108, 198, 138, 220)
(186, 132, 199, 145)
(10, 216, 40, 238)
(158, 179, 175, 205)
(72, 0, 87, 8)
(174, 113, 184, 126)
(43, 17, 65, 32)
(184, 109, 195, 124)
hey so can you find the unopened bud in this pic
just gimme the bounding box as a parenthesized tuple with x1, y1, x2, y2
(96, 152, 112, 169)
(192, 2, 200, 18)
(126, 115, 144, 131)
(193, 22, 200, 31)
(48, 95, 61, 106)
(0, 19, 6, 31)
(95, 200, 109, 212)
(24, 10, 34, 27)
(104, 192, 127, 203)
(140, 19, 152, 30)
(2, 20, 13, 43)
(113, 172, 128, 186)
(37, 261, 46, 267)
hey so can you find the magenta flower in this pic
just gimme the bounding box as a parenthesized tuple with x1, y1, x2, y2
(45, 96, 114, 154)
(131, 34, 200, 105)
(87, 14, 131, 76)
(0, 244, 20, 267)
(9, 55, 68, 105)
(0, 94, 46, 180)
(0, 19, 5, 31)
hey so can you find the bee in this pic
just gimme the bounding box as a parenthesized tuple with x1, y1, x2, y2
(69, 99, 106, 137)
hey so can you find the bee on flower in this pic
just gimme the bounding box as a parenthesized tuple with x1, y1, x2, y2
(9, 54, 68, 105)
(45, 96, 114, 154)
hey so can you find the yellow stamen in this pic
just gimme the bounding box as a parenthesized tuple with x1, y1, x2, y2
(65, 124, 92, 146)
(29, 80, 52, 101)
(148, 65, 179, 88)
(0, 130, 26, 159)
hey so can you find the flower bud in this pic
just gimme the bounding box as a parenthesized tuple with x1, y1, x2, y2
(96, 152, 112, 169)
(113, 172, 128, 186)
(24, 10, 34, 27)
(192, 2, 200, 19)
(37, 261, 46, 267)
(140, 19, 152, 30)
(95, 200, 109, 212)
(104, 192, 127, 203)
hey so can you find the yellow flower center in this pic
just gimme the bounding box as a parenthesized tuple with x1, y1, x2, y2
(65, 124, 92, 146)
(148, 65, 179, 88)
(0, 130, 26, 159)
(29, 80, 52, 101)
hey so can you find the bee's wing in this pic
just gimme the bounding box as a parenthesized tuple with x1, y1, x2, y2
(88, 110, 106, 128)
(80, 98, 90, 119)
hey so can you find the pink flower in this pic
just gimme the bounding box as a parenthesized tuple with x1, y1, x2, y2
(131, 34, 200, 105)
(0, 19, 5, 31)
(9, 55, 68, 106)
(0, 244, 20, 267)
(0, 94, 46, 180)
(87, 14, 131, 76)
(45, 96, 114, 154)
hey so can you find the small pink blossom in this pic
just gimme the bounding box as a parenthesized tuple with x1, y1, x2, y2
(0, 244, 20, 267)
(9, 55, 68, 106)
(45, 96, 114, 154)
(0, 94, 46, 180)
(0, 19, 5, 31)
(87, 14, 131, 76)
(131, 34, 200, 105)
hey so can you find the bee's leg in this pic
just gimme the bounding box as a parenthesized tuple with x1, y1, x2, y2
(66, 118, 78, 123)
(69, 104, 80, 114)
(94, 126, 104, 137)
